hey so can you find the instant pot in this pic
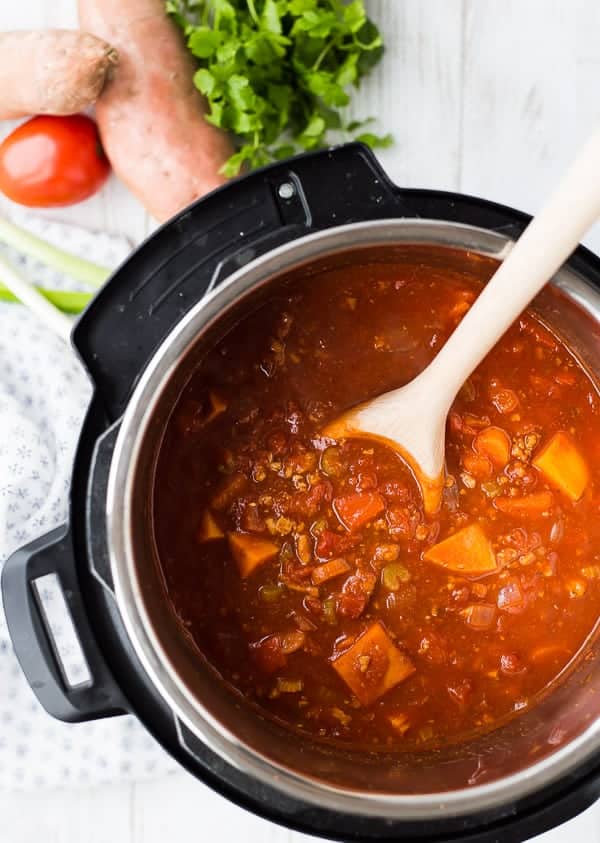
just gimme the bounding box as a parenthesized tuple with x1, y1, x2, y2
(4, 144, 600, 842)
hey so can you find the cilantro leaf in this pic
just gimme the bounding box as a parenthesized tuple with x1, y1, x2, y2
(355, 132, 394, 149)
(167, 0, 392, 175)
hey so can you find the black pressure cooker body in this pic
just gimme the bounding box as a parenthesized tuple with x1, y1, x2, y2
(4, 145, 600, 842)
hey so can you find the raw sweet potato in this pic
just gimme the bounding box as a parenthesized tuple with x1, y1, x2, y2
(78, 0, 234, 221)
(0, 30, 117, 119)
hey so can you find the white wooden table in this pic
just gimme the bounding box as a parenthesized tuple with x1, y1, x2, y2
(3, 2, 600, 841)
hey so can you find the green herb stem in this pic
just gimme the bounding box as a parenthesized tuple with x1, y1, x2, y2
(0, 217, 110, 289)
(0, 283, 92, 315)
(312, 39, 334, 71)
(246, 0, 259, 25)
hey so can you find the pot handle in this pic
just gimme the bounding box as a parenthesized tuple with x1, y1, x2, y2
(1, 524, 128, 722)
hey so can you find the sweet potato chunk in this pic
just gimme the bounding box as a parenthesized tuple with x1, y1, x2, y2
(424, 524, 496, 576)
(532, 432, 589, 501)
(206, 391, 228, 423)
(228, 532, 278, 578)
(331, 621, 415, 706)
(198, 509, 224, 542)
(212, 472, 246, 510)
(494, 491, 554, 517)
(334, 491, 385, 531)
(474, 427, 511, 467)
(312, 558, 351, 585)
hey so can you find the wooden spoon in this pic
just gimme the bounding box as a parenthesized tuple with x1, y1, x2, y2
(323, 128, 600, 513)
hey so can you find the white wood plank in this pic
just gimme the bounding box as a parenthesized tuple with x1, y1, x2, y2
(461, 0, 577, 211)
(131, 773, 289, 842)
(356, 0, 464, 192)
(0, 782, 132, 843)
(460, 0, 600, 254)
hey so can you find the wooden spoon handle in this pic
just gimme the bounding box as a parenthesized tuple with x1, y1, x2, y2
(423, 127, 600, 413)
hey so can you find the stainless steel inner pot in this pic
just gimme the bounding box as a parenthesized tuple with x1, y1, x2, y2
(106, 219, 600, 821)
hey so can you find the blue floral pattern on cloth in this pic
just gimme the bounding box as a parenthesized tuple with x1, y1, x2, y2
(0, 214, 176, 790)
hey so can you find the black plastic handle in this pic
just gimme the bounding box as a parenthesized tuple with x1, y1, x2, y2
(1, 525, 128, 722)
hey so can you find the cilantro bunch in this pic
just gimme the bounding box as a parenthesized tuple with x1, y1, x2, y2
(167, 0, 392, 176)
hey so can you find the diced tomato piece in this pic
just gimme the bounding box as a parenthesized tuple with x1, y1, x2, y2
(490, 387, 519, 415)
(500, 652, 526, 675)
(314, 529, 340, 559)
(463, 603, 496, 630)
(474, 426, 511, 468)
(418, 632, 449, 665)
(379, 479, 410, 501)
(497, 581, 525, 613)
(331, 621, 415, 706)
(250, 635, 287, 673)
(449, 411, 464, 436)
(462, 413, 492, 432)
(462, 451, 493, 479)
(312, 558, 351, 585)
(315, 529, 361, 559)
(494, 492, 554, 517)
(337, 573, 375, 619)
(447, 678, 473, 707)
(354, 472, 377, 493)
(386, 506, 412, 538)
(337, 590, 367, 619)
(291, 481, 333, 517)
(305, 480, 333, 511)
(451, 412, 492, 438)
(334, 491, 385, 531)
(532, 432, 589, 501)
(240, 502, 266, 533)
(529, 374, 562, 399)
(424, 524, 497, 576)
(228, 532, 278, 578)
(554, 370, 577, 386)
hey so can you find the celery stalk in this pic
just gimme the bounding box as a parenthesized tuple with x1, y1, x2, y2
(0, 284, 92, 315)
(0, 217, 110, 288)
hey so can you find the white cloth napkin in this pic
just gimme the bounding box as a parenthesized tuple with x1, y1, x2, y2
(0, 214, 176, 790)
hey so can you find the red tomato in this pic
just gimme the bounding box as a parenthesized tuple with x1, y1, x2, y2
(0, 115, 110, 207)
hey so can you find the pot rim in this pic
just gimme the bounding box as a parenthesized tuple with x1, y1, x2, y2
(106, 218, 600, 820)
